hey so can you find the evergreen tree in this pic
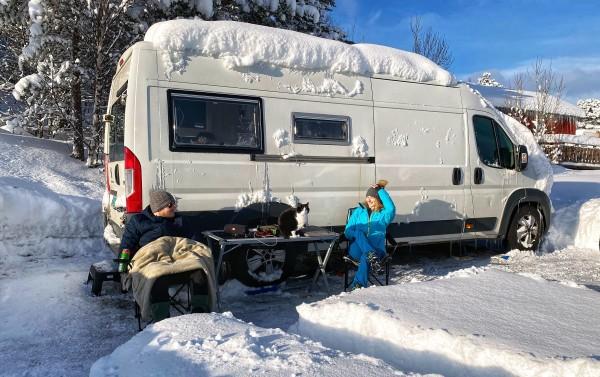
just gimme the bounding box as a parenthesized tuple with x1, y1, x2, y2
(577, 98, 600, 128)
(0, 1, 31, 117)
(6, 0, 345, 164)
(477, 72, 503, 87)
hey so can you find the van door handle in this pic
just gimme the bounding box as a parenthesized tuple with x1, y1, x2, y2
(474, 167, 483, 184)
(114, 163, 120, 185)
(452, 167, 462, 185)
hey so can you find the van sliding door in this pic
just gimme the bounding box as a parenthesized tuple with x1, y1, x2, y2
(374, 106, 468, 242)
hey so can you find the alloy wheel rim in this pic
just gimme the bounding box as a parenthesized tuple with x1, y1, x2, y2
(516, 214, 539, 249)
(246, 248, 286, 277)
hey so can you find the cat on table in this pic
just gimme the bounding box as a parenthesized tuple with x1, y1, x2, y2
(278, 202, 309, 238)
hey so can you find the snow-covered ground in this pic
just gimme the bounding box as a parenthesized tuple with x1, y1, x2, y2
(0, 133, 137, 376)
(295, 268, 600, 377)
(1, 132, 599, 377)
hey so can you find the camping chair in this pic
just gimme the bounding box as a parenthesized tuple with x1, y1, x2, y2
(340, 207, 401, 291)
(133, 270, 204, 331)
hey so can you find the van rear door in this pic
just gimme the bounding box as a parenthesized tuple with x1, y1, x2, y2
(105, 91, 127, 232)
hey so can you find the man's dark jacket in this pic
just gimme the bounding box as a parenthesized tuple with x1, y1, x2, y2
(119, 206, 191, 256)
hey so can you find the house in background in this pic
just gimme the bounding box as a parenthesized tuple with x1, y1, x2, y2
(472, 84, 600, 168)
(470, 83, 585, 134)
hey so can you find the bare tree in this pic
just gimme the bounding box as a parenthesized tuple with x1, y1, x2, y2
(505, 72, 526, 116)
(410, 16, 453, 69)
(530, 58, 565, 138)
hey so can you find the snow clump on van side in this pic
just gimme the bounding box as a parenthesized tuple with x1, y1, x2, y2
(273, 129, 290, 149)
(144, 20, 455, 86)
(352, 136, 369, 157)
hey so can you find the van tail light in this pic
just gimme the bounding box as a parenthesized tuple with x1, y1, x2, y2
(124, 146, 142, 213)
(104, 154, 110, 192)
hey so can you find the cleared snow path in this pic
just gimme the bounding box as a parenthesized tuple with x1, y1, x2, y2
(0, 132, 136, 377)
(0, 269, 136, 376)
(294, 269, 600, 377)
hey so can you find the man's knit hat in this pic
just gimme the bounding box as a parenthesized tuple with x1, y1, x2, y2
(150, 190, 176, 213)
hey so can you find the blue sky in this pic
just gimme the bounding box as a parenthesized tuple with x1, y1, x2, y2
(331, 0, 600, 102)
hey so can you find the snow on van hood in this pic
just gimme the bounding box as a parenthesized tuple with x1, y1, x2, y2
(500, 112, 554, 196)
(144, 19, 455, 85)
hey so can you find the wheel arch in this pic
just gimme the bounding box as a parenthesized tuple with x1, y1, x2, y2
(499, 188, 552, 240)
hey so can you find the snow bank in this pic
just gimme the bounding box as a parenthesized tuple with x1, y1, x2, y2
(0, 180, 101, 240)
(144, 20, 454, 85)
(90, 313, 414, 377)
(0, 133, 104, 272)
(294, 269, 600, 377)
(544, 198, 600, 251)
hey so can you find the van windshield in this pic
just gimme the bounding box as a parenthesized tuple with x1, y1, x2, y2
(109, 94, 125, 161)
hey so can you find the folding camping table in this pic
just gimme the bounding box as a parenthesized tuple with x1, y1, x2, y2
(203, 227, 340, 310)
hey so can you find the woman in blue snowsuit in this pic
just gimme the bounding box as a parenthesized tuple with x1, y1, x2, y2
(345, 180, 396, 289)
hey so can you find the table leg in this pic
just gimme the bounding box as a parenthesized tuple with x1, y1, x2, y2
(310, 250, 324, 291)
(311, 239, 337, 291)
(215, 243, 225, 312)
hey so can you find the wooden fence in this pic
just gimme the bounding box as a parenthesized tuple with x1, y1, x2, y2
(539, 142, 600, 166)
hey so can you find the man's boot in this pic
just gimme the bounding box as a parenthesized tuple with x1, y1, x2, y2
(190, 270, 210, 313)
(150, 301, 170, 322)
(191, 295, 210, 313)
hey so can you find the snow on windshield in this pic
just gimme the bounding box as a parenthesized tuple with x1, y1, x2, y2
(144, 19, 455, 85)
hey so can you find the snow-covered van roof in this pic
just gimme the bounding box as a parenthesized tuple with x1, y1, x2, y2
(470, 84, 585, 118)
(143, 19, 455, 86)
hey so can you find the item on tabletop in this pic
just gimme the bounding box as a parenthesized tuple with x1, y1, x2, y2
(255, 225, 279, 237)
(224, 224, 247, 237)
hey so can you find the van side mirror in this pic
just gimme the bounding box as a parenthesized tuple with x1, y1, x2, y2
(516, 145, 528, 171)
(103, 114, 114, 123)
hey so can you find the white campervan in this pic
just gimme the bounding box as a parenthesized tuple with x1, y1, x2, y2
(103, 20, 551, 286)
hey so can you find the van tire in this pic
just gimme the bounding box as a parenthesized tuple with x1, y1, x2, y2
(229, 202, 296, 287)
(231, 246, 296, 287)
(507, 205, 542, 251)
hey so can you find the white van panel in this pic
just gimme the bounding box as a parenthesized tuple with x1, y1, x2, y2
(151, 82, 374, 226)
(374, 86, 468, 241)
(372, 79, 462, 109)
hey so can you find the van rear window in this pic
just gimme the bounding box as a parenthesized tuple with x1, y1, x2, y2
(292, 113, 350, 145)
(109, 97, 125, 161)
(168, 91, 263, 153)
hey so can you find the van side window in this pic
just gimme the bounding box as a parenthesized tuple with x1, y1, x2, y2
(292, 113, 350, 145)
(168, 91, 263, 153)
(473, 115, 515, 169)
(109, 98, 125, 161)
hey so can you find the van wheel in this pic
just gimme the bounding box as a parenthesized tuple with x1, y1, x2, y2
(231, 246, 295, 287)
(507, 205, 542, 251)
(228, 202, 295, 287)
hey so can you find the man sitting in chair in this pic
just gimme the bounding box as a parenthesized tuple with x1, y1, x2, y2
(119, 190, 216, 322)
(345, 180, 396, 290)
